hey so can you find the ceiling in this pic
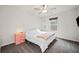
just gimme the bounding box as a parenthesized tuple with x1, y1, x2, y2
(20, 5, 79, 16)
(0, 5, 79, 17)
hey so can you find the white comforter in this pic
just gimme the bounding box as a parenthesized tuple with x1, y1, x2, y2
(26, 29, 56, 52)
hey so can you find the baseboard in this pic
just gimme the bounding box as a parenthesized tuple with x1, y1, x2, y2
(1, 39, 27, 47)
(1, 43, 15, 48)
(1, 41, 14, 47)
(57, 37, 79, 44)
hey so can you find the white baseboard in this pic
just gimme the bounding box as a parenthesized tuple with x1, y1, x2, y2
(57, 36, 79, 42)
(1, 41, 14, 47)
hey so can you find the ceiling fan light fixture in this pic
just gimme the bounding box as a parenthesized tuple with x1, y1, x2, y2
(42, 9, 47, 13)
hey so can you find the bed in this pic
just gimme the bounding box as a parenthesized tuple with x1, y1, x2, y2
(26, 29, 56, 52)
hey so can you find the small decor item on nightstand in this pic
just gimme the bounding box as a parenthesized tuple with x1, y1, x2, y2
(15, 32, 26, 45)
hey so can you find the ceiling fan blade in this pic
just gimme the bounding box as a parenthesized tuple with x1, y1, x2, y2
(51, 8, 56, 10)
(34, 8, 41, 10)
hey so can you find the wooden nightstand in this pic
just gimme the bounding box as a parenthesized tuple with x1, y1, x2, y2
(15, 32, 26, 45)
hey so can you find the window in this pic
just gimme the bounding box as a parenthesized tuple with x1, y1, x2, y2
(49, 17, 58, 31)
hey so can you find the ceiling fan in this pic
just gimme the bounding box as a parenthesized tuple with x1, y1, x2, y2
(34, 5, 56, 14)
(34, 5, 48, 14)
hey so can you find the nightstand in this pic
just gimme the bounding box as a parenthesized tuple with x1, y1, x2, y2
(15, 32, 26, 45)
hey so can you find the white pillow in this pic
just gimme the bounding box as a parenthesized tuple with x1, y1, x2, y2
(27, 29, 40, 35)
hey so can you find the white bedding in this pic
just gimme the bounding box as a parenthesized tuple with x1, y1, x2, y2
(26, 29, 56, 52)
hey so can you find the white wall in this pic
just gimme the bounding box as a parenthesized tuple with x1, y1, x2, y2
(40, 16, 50, 31)
(56, 8, 79, 42)
(78, 8, 79, 16)
(0, 6, 41, 46)
(39, 7, 79, 42)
